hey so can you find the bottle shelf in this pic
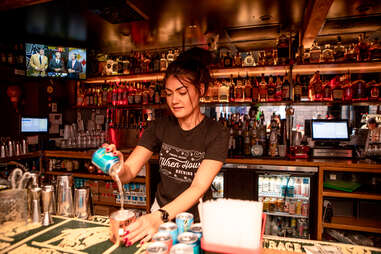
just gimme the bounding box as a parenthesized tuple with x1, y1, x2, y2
(259, 194, 309, 200)
(85, 72, 165, 83)
(0, 151, 41, 163)
(44, 171, 146, 183)
(43, 149, 134, 160)
(323, 188, 381, 201)
(264, 211, 308, 219)
(73, 104, 167, 110)
(323, 216, 381, 234)
(93, 200, 146, 210)
(293, 61, 381, 75)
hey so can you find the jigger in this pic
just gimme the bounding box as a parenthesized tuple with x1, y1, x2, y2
(30, 187, 41, 224)
(42, 188, 53, 226)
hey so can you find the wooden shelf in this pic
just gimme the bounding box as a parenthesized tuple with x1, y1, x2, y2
(323, 216, 381, 234)
(73, 104, 167, 110)
(43, 149, 134, 159)
(210, 65, 289, 77)
(323, 188, 381, 201)
(93, 200, 146, 210)
(0, 151, 41, 163)
(321, 166, 381, 174)
(44, 171, 145, 183)
(85, 72, 165, 83)
(293, 62, 381, 75)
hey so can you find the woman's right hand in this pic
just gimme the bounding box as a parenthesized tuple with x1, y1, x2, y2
(102, 143, 125, 177)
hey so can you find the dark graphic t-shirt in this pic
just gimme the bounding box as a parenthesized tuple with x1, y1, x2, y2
(137, 115, 229, 221)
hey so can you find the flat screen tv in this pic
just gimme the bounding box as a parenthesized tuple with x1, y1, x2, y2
(311, 119, 350, 141)
(25, 43, 86, 79)
(21, 117, 48, 133)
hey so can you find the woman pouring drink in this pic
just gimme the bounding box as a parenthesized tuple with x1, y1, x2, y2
(103, 48, 229, 247)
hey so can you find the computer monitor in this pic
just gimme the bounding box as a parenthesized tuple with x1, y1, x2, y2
(311, 119, 350, 141)
(21, 117, 48, 133)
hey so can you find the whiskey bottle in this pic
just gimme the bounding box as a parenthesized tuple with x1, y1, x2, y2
(293, 74, 302, 102)
(369, 81, 380, 101)
(267, 75, 276, 102)
(282, 74, 291, 101)
(301, 76, 310, 101)
(309, 41, 321, 63)
(275, 76, 283, 101)
(167, 50, 175, 64)
(356, 33, 370, 62)
(342, 74, 352, 102)
(233, 52, 242, 67)
(322, 78, 332, 102)
(259, 74, 268, 102)
(244, 77, 253, 102)
(243, 128, 251, 157)
(277, 34, 289, 65)
(160, 53, 167, 71)
(235, 78, 244, 102)
(251, 76, 259, 102)
(229, 75, 235, 102)
(345, 43, 357, 62)
(332, 76, 343, 102)
(322, 44, 334, 63)
(218, 79, 230, 102)
(369, 39, 381, 61)
(334, 37, 345, 62)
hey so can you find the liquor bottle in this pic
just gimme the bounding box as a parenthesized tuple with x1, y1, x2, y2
(352, 80, 367, 101)
(267, 75, 276, 102)
(265, 49, 274, 66)
(252, 76, 259, 102)
(322, 44, 334, 63)
(258, 50, 265, 66)
(224, 52, 233, 67)
(235, 129, 244, 156)
(368, 81, 380, 101)
(93, 88, 98, 106)
(167, 50, 175, 64)
(160, 53, 167, 71)
(117, 82, 123, 105)
(211, 80, 219, 102)
(142, 83, 149, 105)
(228, 128, 236, 158)
(275, 76, 283, 101)
(345, 43, 357, 62)
(127, 83, 135, 104)
(122, 83, 128, 106)
(269, 118, 279, 157)
(243, 128, 251, 157)
(369, 39, 381, 61)
(342, 74, 352, 102)
(277, 34, 289, 65)
(309, 71, 322, 101)
(303, 48, 310, 64)
(356, 33, 370, 62)
(154, 84, 161, 104)
(153, 53, 161, 72)
(143, 52, 151, 73)
(229, 75, 235, 102)
(235, 78, 244, 102)
(282, 74, 291, 101)
(243, 52, 255, 66)
(301, 76, 310, 101)
(322, 78, 332, 102)
(102, 85, 108, 106)
(134, 83, 142, 104)
(293, 74, 302, 102)
(174, 49, 180, 59)
(259, 74, 268, 102)
(218, 79, 230, 102)
(244, 77, 252, 102)
(332, 76, 343, 102)
(309, 41, 321, 63)
(334, 36, 345, 62)
(134, 52, 142, 73)
(233, 52, 242, 67)
(273, 49, 278, 65)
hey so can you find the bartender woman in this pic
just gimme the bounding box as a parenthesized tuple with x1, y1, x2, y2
(104, 48, 229, 247)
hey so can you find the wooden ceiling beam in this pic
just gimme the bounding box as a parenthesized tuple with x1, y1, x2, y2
(0, 0, 54, 11)
(301, 0, 334, 48)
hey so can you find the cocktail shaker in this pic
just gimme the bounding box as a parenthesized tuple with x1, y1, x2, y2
(41, 188, 53, 226)
(30, 187, 41, 224)
(74, 187, 91, 219)
(43, 185, 56, 214)
(56, 175, 74, 217)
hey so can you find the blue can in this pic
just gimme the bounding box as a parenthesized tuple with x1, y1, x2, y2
(177, 232, 200, 254)
(159, 222, 178, 244)
(176, 212, 194, 234)
(91, 148, 120, 174)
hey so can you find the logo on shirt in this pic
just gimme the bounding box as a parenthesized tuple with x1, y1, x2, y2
(159, 143, 205, 183)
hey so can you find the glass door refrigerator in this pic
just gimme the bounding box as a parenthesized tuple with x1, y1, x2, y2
(255, 165, 318, 240)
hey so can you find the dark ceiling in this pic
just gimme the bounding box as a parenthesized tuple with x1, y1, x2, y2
(0, 0, 380, 53)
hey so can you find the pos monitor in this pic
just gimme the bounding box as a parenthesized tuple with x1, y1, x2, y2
(311, 119, 350, 142)
(21, 117, 48, 133)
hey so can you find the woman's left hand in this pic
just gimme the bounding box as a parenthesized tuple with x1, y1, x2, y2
(122, 212, 162, 247)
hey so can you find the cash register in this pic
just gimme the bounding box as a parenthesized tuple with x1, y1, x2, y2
(310, 119, 353, 158)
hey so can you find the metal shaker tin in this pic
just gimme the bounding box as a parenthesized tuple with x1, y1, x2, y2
(176, 212, 194, 234)
(159, 222, 178, 244)
(109, 209, 136, 244)
(92, 147, 120, 174)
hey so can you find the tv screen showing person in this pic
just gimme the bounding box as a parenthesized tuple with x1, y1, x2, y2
(26, 44, 49, 77)
(49, 51, 65, 72)
(67, 48, 86, 79)
(47, 47, 69, 78)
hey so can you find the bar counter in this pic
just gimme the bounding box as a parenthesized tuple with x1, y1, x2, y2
(0, 215, 380, 254)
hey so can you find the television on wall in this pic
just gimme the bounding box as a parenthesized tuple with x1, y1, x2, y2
(25, 43, 86, 79)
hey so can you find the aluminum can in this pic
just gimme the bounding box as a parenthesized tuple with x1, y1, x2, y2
(189, 223, 202, 241)
(296, 199, 302, 215)
(153, 231, 173, 250)
(301, 201, 309, 217)
(176, 212, 194, 234)
(146, 241, 168, 254)
(92, 147, 120, 174)
(159, 222, 178, 244)
(177, 232, 200, 254)
(169, 243, 193, 254)
(109, 209, 136, 244)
